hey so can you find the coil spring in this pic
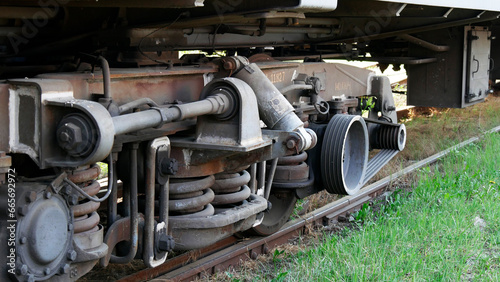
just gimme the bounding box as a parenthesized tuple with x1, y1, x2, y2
(169, 175, 215, 218)
(273, 152, 309, 183)
(376, 124, 406, 151)
(212, 170, 251, 212)
(67, 164, 101, 234)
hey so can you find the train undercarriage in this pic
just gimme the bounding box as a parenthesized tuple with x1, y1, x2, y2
(0, 0, 499, 280)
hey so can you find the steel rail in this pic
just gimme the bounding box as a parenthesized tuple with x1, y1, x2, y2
(117, 125, 500, 281)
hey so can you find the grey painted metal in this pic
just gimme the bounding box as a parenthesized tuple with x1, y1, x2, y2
(8, 183, 76, 281)
(233, 62, 303, 132)
(109, 146, 139, 264)
(321, 115, 369, 195)
(118, 98, 158, 114)
(376, 0, 500, 11)
(113, 93, 231, 135)
(144, 137, 170, 268)
(169, 194, 268, 250)
(196, 78, 265, 148)
(231, 58, 315, 151)
(44, 98, 115, 168)
(463, 26, 491, 105)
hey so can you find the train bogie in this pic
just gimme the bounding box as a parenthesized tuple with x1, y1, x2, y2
(0, 1, 499, 280)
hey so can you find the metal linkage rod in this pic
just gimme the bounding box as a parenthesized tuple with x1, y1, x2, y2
(113, 93, 231, 135)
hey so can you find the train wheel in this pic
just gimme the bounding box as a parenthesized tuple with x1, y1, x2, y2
(249, 191, 297, 236)
(321, 114, 369, 195)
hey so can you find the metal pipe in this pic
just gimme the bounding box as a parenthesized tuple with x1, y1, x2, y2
(118, 98, 159, 114)
(231, 57, 316, 151)
(264, 158, 278, 200)
(144, 140, 156, 267)
(110, 144, 139, 264)
(280, 84, 313, 94)
(233, 62, 303, 131)
(107, 159, 118, 226)
(113, 110, 167, 135)
(257, 161, 266, 197)
(398, 34, 450, 52)
(159, 148, 171, 224)
(183, 26, 334, 35)
(98, 56, 111, 99)
(144, 137, 170, 268)
(112, 93, 230, 135)
(248, 163, 257, 194)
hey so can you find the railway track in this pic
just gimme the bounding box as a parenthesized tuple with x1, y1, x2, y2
(113, 125, 500, 282)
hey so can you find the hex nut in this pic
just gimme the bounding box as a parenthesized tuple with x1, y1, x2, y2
(17, 264, 28, 276)
(67, 250, 77, 261)
(57, 123, 83, 151)
(158, 234, 175, 252)
(25, 191, 37, 203)
(161, 158, 178, 176)
(59, 264, 70, 275)
(18, 205, 29, 216)
(286, 139, 297, 149)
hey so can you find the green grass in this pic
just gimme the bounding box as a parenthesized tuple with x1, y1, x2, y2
(97, 162, 108, 179)
(245, 133, 500, 281)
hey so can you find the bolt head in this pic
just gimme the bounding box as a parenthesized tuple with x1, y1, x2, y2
(44, 191, 52, 199)
(67, 250, 77, 261)
(286, 139, 297, 149)
(59, 264, 70, 275)
(161, 158, 178, 175)
(68, 195, 78, 206)
(20, 237, 27, 244)
(17, 264, 28, 276)
(250, 251, 258, 260)
(64, 186, 72, 195)
(44, 268, 51, 275)
(57, 123, 83, 151)
(25, 191, 37, 203)
(59, 132, 70, 142)
(158, 234, 175, 252)
(222, 59, 236, 70)
(18, 205, 29, 216)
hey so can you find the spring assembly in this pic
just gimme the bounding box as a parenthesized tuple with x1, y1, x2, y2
(67, 164, 102, 234)
(211, 170, 251, 212)
(169, 175, 215, 218)
(272, 152, 310, 183)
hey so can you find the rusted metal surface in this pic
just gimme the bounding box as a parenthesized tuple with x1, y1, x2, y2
(67, 165, 100, 183)
(117, 236, 239, 282)
(71, 165, 102, 235)
(37, 66, 216, 103)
